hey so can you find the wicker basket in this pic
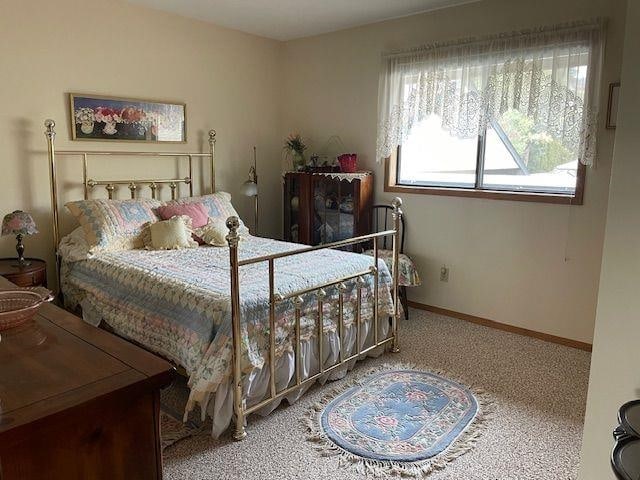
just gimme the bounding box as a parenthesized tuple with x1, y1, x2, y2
(337, 153, 358, 173)
(0, 288, 54, 331)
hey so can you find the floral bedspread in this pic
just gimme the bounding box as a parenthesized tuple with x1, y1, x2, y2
(62, 236, 394, 417)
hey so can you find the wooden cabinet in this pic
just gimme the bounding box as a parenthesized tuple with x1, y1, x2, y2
(284, 171, 373, 248)
(0, 277, 175, 480)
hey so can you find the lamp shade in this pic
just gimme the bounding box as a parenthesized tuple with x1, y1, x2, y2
(2, 210, 38, 236)
(240, 180, 258, 197)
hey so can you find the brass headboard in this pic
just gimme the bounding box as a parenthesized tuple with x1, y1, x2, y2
(44, 119, 216, 259)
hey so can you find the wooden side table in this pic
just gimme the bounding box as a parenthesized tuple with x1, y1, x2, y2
(0, 258, 47, 287)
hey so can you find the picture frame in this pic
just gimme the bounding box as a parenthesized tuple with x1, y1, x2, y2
(606, 82, 620, 130)
(69, 93, 186, 143)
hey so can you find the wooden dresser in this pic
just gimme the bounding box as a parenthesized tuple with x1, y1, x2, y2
(0, 278, 175, 479)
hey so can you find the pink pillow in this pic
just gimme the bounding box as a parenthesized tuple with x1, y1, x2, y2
(156, 202, 209, 229)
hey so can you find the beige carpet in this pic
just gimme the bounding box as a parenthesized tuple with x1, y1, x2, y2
(163, 309, 590, 480)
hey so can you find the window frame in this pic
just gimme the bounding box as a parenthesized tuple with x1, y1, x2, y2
(385, 127, 586, 205)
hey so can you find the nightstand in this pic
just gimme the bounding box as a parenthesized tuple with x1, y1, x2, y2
(0, 258, 47, 287)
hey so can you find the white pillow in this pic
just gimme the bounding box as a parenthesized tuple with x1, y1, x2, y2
(195, 217, 248, 247)
(141, 215, 198, 250)
(58, 227, 92, 262)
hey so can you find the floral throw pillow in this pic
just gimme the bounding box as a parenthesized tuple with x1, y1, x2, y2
(66, 198, 162, 253)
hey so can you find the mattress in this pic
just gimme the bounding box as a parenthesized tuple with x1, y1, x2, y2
(60, 234, 395, 436)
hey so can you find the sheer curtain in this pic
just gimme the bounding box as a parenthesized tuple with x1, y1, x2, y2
(376, 20, 605, 166)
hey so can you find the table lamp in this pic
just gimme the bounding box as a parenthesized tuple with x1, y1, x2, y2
(2, 210, 38, 267)
(240, 146, 258, 234)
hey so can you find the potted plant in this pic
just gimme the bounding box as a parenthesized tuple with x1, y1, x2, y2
(284, 133, 307, 171)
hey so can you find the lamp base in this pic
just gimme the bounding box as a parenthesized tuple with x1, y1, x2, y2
(12, 234, 30, 267)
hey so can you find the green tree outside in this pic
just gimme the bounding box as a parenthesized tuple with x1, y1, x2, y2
(499, 109, 573, 173)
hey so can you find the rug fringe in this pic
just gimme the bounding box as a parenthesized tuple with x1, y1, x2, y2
(302, 362, 495, 477)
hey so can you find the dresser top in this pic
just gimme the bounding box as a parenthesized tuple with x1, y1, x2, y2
(0, 278, 174, 437)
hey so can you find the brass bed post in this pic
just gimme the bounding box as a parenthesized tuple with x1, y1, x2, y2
(338, 283, 346, 363)
(372, 236, 379, 346)
(268, 259, 277, 399)
(187, 155, 194, 197)
(391, 197, 403, 353)
(82, 154, 89, 200)
(208, 130, 216, 193)
(44, 120, 60, 291)
(355, 276, 363, 356)
(294, 296, 303, 386)
(226, 216, 247, 441)
(317, 289, 325, 374)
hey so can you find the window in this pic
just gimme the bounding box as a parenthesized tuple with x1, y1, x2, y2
(377, 21, 603, 204)
(396, 110, 585, 200)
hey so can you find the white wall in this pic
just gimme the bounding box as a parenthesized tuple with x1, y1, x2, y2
(281, 0, 626, 344)
(580, 0, 640, 477)
(0, 0, 283, 287)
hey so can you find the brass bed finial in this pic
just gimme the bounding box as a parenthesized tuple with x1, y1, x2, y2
(225, 216, 240, 245)
(391, 196, 403, 214)
(45, 119, 56, 133)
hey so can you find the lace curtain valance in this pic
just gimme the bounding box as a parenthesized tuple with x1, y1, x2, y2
(376, 20, 605, 166)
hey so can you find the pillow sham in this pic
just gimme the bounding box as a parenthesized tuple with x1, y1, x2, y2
(141, 215, 198, 250)
(167, 192, 249, 234)
(58, 227, 92, 262)
(66, 198, 162, 253)
(156, 202, 209, 228)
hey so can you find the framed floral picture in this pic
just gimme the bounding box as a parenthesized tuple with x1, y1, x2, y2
(69, 93, 186, 142)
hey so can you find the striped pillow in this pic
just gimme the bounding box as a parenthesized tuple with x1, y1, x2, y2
(66, 198, 162, 253)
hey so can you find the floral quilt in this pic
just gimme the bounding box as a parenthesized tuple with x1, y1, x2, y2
(62, 236, 394, 417)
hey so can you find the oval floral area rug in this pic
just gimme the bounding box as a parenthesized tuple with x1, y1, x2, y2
(304, 366, 493, 477)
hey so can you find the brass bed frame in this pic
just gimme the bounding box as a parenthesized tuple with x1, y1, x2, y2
(44, 119, 402, 441)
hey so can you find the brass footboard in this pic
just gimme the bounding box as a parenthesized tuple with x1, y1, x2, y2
(225, 197, 403, 440)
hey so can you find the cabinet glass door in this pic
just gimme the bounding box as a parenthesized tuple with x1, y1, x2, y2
(313, 177, 355, 248)
(338, 179, 355, 241)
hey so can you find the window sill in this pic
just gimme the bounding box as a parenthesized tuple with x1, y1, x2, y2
(384, 183, 583, 205)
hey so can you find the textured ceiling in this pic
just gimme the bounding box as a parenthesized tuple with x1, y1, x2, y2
(128, 0, 480, 41)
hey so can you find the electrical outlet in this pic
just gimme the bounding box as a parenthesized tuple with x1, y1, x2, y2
(440, 265, 449, 282)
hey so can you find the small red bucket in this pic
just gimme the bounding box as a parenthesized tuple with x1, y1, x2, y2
(337, 153, 357, 173)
